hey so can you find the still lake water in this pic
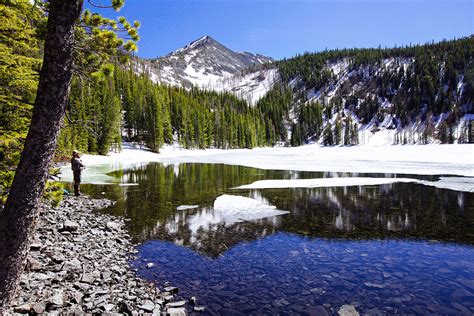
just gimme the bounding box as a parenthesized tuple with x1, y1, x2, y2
(79, 163, 474, 315)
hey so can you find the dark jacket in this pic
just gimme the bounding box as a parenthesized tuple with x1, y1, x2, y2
(71, 157, 85, 172)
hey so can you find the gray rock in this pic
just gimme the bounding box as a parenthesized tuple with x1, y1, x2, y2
(145, 262, 155, 269)
(138, 303, 155, 312)
(32, 302, 46, 314)
(338, 304, 360, 316)
(81, 273, 95, 284)
(30, 243, 42, 251)
(102, 271, 112, 280)
(61, 220, 79, 232)
(91, 228, 103, 235)
(163, 286, 178, 294)
(33, 273, 52, 281)
(51, 254, 65, 264)
(83, 301, 94, 311)
(167, 300, 186, 307)
(364, 282, 384, 289)
(106, 221, 122, 230)
(194, 306, 205, 312)
(13, 304, 31, 313)
(167, 307, 186, 316)
(272, 298, 289, 307)
(63, 258, 82, 272)
(73, 292, 84, 304)
(27, 258, 43, 271)
(103, 303, 115, 311)
(119, 302, 132, 314)
(50, 290, 64, 306)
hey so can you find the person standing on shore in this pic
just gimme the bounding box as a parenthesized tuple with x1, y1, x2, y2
(71, 150, 85, 197)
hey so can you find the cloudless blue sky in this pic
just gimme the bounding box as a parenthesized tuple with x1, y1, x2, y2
(89, 0, 473, 60)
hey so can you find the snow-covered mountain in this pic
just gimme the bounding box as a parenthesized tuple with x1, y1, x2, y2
(135, 35, 279, 104)
(133, 36, 472, 145)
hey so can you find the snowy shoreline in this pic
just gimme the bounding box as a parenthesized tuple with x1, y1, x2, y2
(60, 143, 474, 192)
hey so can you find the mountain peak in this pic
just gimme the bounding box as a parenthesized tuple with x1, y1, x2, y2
(142, 36, 276, 99)
(170, 35, 220, 56)
(188, 35, 218, 49)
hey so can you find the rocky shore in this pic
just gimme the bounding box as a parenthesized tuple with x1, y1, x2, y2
(10, 195, 188, 315)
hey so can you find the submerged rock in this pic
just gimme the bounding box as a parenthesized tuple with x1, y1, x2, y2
(146, 262, 155, 269)
(338, 304, 360, 316)
(194, 306, 205, 312)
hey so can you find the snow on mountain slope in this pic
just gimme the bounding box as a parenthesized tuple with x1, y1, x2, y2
(135, 36, 278, 104)
(286, 55, 472, 145)
(210, 68, 280, 105)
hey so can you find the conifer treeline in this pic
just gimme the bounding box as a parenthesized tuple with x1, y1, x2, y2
(59, 67, 275, 154)
(264, 36, 474, 145)
(119, 67, 275, 150)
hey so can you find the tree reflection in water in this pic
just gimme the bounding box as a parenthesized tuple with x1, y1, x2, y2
(79, 162, 473, 257)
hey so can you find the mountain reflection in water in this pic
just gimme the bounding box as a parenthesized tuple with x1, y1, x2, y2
(79, 162, 474, 257)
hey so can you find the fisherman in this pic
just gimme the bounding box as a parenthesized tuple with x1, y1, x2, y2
(71, 150, 85, 197)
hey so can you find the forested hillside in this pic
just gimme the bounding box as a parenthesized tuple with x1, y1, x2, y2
(268, 37, 474, 145)
(59, 67, 272, 154)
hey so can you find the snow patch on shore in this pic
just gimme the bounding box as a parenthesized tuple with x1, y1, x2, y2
(177, 205, 200, 211)
(59, 143, 474, 192)
(420, 177, 474, 193)
(235, 177, 420, 190)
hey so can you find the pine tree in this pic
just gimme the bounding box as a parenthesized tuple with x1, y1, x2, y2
(323, 124, 334, 146)
(0, 1, 43, 204)
(334, 119, 342, 145)
(352, 123, 359, 145)
(343, 117, 351, 146)
(438, 122, 448, 143)
(0, 1, 139, 308)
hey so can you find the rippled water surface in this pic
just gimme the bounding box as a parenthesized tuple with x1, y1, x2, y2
(79, 163, 474, 314)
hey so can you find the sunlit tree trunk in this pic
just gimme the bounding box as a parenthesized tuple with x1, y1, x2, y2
(0, 0, 83, 310)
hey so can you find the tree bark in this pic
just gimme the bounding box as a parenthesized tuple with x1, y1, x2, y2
(0, 0, 83, 311)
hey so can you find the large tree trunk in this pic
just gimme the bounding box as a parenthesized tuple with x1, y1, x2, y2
(0, 0, 83, 310)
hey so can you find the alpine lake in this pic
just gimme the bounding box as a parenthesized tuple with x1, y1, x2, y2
(72, 162, 474, 315)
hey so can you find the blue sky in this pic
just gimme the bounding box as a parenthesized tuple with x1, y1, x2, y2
(90, 0, 473, 60)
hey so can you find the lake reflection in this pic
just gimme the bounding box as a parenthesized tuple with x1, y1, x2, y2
(79, 162, 474, 314)
(82, 163, 473, 254)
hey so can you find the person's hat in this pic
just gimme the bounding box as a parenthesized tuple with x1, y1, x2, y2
(73, 150, 80, 154)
